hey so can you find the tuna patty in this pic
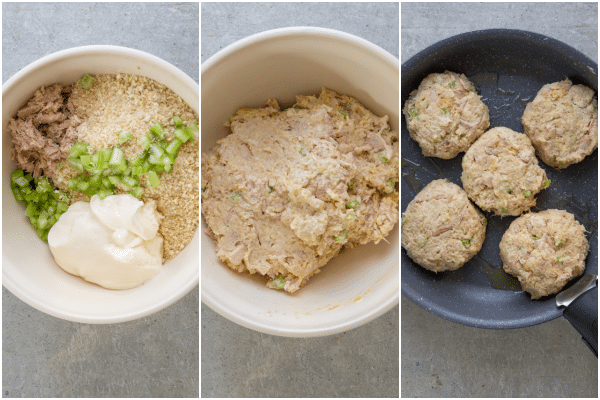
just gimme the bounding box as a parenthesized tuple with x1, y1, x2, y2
(522, 79, 598, 168)
(499, 209, 588, 299)
(401, 179, 487, 272)
(461, 127, 549, 217)
(402, 71, 490, 159)
(201, 87, 399, 293)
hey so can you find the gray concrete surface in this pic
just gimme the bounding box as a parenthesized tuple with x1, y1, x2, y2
(201, 2, 399, 398)
(401, 2, 598, 398)
(2, 3, 198, 398)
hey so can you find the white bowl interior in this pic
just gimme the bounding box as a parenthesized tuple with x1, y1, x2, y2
(3, 46, 199, 324)
(201, 28, 399, 337)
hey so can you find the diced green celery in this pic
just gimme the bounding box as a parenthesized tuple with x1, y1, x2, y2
(37, 211, 49, 230)
(80, 74, 95, 89)
(174, 128, 190, 143)
(69, 142, 88, 158)
(138, 134, 152, 150)
(149, 122, 165, 139)
(346, 199, 360, 209)
(80, 154, 92, 167)
(147, 171, 160, 188)
(271, 277, 286, 290)
(108, 176, 121, 186)
(68, 177, 80, 191)
(131, 186, 144, 199)
(164, 164, 172, 173)
(149, 143, 165, 159)
(161, 154, 174, 166)
(96, 149, 109, 169)
(131, 166, 145, 177)
(148, 153, 162, 165)
(172, 115, 183, 128)
(57, 201, 69, 214)
(97, 189, 113, 200)
(77, 181, 90, 192)
(11, 169, 24, 181)
(166, 138, 183, 156)
(109, 147, 126, 167)
(154, 165, 165, 175)
(25, 203, 38, 218)
(119, 131, 133, 144)
(14, 176, 30, 188)
(377, 152, 389, 163)
(131, 153, 147, 166)
(187, 123, 198, 141)
(89, 174, 102, 188)
(121, 176, 138, 188)
(69, 159, 85, 172)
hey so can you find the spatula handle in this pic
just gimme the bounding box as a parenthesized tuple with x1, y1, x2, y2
(564, 286, 598, 357)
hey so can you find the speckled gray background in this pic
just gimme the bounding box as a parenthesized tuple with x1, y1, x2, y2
(201, 2, 399, 398)
(401, 2, 598, 398)
(2, 3, 198, 398)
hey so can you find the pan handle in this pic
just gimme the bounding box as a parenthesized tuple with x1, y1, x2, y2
(563, 286, 598, 357)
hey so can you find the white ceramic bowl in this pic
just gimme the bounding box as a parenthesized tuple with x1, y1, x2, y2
(2, 46, 199, 324)
(201, 27, 399, 337)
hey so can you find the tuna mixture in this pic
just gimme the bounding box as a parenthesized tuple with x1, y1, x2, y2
(9, 74, 199, 260)
(403, 71, 490, 159)
(499, 209, 588, 299)
(401, 179, 487, 272)
(201, 87, 399, 293)
(522, 79, 598, 168)
(461, 127, 549, 217)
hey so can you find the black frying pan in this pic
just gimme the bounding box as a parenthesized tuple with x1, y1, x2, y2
(401, 30, 598, 336)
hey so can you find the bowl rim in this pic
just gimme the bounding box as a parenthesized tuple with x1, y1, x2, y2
(2, 45, 199, 324)
(201, 27, 399, 337)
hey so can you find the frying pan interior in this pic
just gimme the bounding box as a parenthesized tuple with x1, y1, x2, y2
(401, 29, 598, 329)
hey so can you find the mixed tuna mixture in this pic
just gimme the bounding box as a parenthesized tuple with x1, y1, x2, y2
(461, 127, 550, 217)
(499, 209, 588, 299)
(522, 79, 598, 168)
(403, 71, 490, 159)
(202, 87, 399, 293)
(9, 74, 199, 289)
(401, 179, 487, 272)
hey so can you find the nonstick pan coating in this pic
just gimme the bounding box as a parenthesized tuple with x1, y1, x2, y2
(401, 29, 598, 329)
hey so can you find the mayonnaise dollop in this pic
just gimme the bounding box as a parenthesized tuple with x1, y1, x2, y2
(48, 194, 164, 289)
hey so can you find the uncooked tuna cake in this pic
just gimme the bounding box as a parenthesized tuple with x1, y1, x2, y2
(201, 87, 399, 293)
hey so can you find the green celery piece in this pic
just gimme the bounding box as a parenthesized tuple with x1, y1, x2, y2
(187, 123, 198, 141)
(149, 122, 165, 139)
(166, 138, 183, 156)
(68, 159, 85, 172)
(147, 170, 160, 188)
(172, 115, 183, 128)
(174, 128, 190, 143)
(131, 186, 144, 199)
(346, 199, 359, 209)
(109, 147, 126, 167)
(149, 143, 165, 159)
(14, 176, 30, 188)
(119, 131, 133, 144)
(121, 176, 138, 188)
(131, 153, 147, 167)
(138, 134, 152, 150)
(271, 277, 285, 290)
(69, 142, 88, 158)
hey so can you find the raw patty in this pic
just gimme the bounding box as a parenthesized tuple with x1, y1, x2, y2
(402, 71, 490, 159)
(201, 87, 399, 293)
(499, 209, 588, 299)
(401, 179, 487, 272)
(521, 79, 598, 168)
(461, 127, 549, 217)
